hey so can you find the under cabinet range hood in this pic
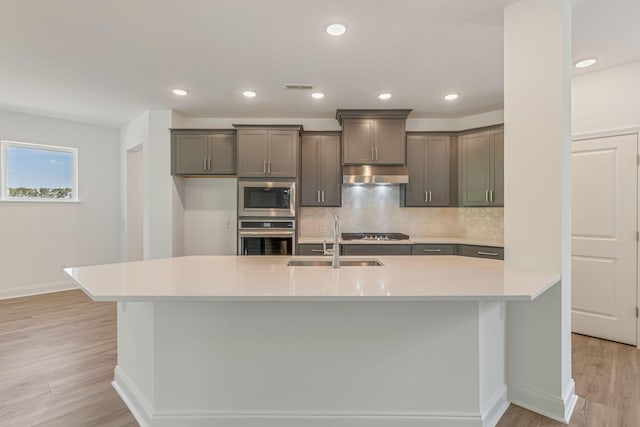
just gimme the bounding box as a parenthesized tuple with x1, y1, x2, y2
(342, 165, 409, 185)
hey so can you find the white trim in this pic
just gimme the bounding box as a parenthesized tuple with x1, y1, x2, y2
(0, 281, 78, 300)
(508, 379, 577, 424)
(481, 384, 509, 427)
(0, 139, 79, 202)
(113, 366, 153, 427)
(113, 364, 504, 427)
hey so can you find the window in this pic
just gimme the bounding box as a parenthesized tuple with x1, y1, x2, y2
(1, 140, 78, 202)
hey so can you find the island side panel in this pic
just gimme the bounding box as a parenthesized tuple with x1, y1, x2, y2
(112, 300, 508, 426)
(113, 301, 156, 421)
(478, 301, 508, 426)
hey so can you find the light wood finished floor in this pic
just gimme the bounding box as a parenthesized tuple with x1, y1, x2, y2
(1, 290, 639, 427)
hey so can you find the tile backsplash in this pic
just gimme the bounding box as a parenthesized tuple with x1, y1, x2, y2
(299, 186, 503, 241)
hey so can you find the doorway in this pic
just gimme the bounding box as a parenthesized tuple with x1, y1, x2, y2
(571, 132, 638, 345)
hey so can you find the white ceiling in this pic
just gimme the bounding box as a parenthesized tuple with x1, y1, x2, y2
(0, 0, 638, 127)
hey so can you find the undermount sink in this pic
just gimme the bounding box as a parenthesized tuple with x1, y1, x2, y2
(286, 258, 383, 267)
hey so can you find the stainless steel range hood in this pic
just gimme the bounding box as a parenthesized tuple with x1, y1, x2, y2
(343, 165, 409, 185)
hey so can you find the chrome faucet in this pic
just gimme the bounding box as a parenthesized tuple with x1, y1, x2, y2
(323, 213, 340, 269)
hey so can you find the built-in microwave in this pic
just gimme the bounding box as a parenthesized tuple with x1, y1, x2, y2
(238, 181, 296, 217)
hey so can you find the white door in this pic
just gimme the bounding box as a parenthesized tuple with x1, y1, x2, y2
(571, 133, 638, 345)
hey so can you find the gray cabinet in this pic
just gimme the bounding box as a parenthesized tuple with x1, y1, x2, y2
(404, 134, 455, 207)
(458, 128, 504, 207)
(301, 133, 341, 207)
(171, 130, 236, 175)
(236, 126, 300, 177)
(341, 244, 411, 256)
(342, 118, 405, 164)
(411, 244, 456, 255)
(458, 245, 504, 260)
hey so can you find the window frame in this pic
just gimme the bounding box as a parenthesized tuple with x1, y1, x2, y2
(0, 140, 79, 203)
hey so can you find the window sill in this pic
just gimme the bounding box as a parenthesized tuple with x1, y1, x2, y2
(0, 199, 82, 205)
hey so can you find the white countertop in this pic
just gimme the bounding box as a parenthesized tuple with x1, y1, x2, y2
(64, 255, 557, 302)
(298, 236, 504, 247)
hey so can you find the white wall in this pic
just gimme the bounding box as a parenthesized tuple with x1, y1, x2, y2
(0, 109, 120, 298)
(572, 60, 640, 135)
(173, 110, 504, 132)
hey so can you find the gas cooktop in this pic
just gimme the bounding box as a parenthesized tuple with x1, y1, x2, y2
(341, 232, 410, 241)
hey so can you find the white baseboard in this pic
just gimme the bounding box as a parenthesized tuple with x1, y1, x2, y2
(113, 366, 153, 427)
(482, 384, 509, 427)
(113, 364, 504, 427)
(508, 379, 577, 423)
(0, 281, 78, 300)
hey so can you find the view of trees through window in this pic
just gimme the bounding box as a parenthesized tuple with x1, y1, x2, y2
(2, 141, 77, 201)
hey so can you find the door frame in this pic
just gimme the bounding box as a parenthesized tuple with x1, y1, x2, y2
(572, 127, 640, 348)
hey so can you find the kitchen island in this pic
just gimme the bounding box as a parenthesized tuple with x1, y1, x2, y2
(65, 255, 559, 427)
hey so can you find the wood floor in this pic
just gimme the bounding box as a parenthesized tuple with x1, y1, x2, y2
(1, 290, 639, 427)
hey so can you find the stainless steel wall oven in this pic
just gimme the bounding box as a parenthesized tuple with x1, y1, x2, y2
(238, 220, 295, 255)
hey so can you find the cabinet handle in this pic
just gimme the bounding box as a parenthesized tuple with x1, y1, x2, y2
(317, 190, 321, 203)
(311, 249, 324, 253)
(423, 249, 442, 253)
(203, 158, 207, 171)
(321, 190, 325, 203)
(425, 191, 428, 203)
(371, 147, 375, 160)
(485, 190, 489, 203)
(490, 190, 494, 203)
(263, 161, 267, 174)
(375, 147, 379, 160)
(429, 191, 432, 203)
(208, 158, 212, 170)
(267, 161, 272, 174)
(478, 251, 499, 257)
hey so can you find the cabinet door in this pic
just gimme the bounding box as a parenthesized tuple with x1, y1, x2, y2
(301, 135, 321, 206)
(320, 135, 342, 206)
(411, 244, 456, 255)
(405, 135, 427, 206)
(374, 119, 405, 164)
(173, 134, 209, 175)
(343, 119, 374, 164)
(268, 130, 298, 177)
(341, 244, 411, 256)
(491, 131, 504, 206)
(237, 130, 268, 177)
(426, 136, 451, 206)
(459, 132, 492, 206)
(208, 134, 236, 175)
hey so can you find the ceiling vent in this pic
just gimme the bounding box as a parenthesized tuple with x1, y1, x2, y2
(284, 83, 314, 90)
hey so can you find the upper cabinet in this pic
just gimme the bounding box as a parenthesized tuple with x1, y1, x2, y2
(300, 133, 342, 207)
(403, 134, 456, 207)
(336, 109, 411, 165)
(458, 128, 504, 207)
(235, 126, 300, 178)
(171, 130, 236, 176)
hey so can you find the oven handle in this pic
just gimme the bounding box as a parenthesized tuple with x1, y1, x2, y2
(239, 230, 295, 237)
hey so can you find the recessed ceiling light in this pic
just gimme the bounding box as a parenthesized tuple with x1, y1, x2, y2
(242, 90, 257, 98)
(172, 89, 188, 96)
(575, 57, 597, 68)
(326, 23, 347, 36)
(378, 93, 392, 100)
(311, 92, 325, 99)
(443, 93, 459, 101)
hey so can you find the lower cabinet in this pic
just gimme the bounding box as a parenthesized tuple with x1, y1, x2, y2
(411, 244, 456, 255)
(458, 245, 504, 260)
(341, 244, 411, 256)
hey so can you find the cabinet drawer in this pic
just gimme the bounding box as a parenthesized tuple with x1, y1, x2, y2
(458, 245, 504, 260)
(341, 244, 411, 256)
(411, 244, 456, 255)
(298, 244, 332, 256)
